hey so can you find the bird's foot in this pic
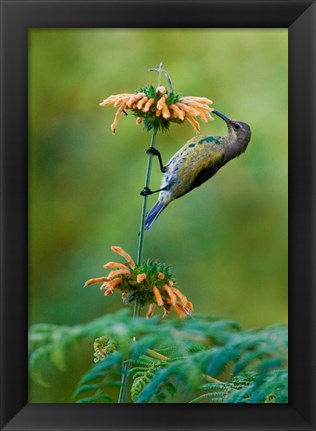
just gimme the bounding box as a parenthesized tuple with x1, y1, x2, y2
(140, 187, 153, 196)
(146, 147, 167, 173)
(146, 147, 160, 156)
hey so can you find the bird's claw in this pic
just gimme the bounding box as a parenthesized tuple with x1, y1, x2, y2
(146, 147, 160, 156)
(140, 187, 153, 196)
(146, 147, 167, 173)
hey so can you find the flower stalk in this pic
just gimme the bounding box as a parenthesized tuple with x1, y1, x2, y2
(134, 127, 157, 317)
(89, 64, 202, 403)
(119, 70, 161, 403)
(118, 69, 162, 403)
(120, 67, 161, 403)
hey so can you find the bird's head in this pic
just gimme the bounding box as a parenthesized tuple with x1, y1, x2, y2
(213, 109, 251, 147)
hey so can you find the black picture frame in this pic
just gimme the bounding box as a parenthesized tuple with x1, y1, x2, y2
(1, 0, 315, 430)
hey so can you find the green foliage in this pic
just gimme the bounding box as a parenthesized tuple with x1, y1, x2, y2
(29, 310, 288, 403)
(130, 356, 171, 402)
(132, 109, 182, 133)
(73, 351, 122, 403)
(93, 336, 118, 362)
(190, 370, 288, 403)
(138, 85, 181, 106)
(29, 309, 131, 387)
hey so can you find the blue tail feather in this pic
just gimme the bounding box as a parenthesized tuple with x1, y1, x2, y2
(144, 200, 166, 230)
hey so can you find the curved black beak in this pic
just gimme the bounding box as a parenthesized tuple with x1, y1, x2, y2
(213, 109, 230, 122)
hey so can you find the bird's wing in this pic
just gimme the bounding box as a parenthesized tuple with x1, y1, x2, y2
(164, 137, 225, 196)
(166, 134, 223, 167)
(190, 152, 225, 189)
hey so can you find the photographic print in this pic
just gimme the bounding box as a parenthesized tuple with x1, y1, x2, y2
(28, 28, 288, 404)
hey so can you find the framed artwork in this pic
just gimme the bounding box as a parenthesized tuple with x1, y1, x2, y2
(1, 0, 315, 430)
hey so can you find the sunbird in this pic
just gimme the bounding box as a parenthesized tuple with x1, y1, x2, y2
(141, 110, 251, 230)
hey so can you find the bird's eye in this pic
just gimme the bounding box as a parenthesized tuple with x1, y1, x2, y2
(234, 123, 240, 129)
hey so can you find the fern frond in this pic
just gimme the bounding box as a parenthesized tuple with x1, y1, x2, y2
(29, 310, 288, 403)
(29, 344, 53, 387)
(73, 351, 122, 403)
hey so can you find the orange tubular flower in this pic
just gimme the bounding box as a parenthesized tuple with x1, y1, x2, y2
(84, 246, 134, 296)
(84, 246, 193, 319)
(111, 246, 135, 269)
(100, 85, 214, 134)
(152, 286, 164, 307)
(137, 273, 147, 283)
(84, 277, 109, 286)
(163, 284, 177, 306)
(173, 303, 187, 319)
(146, 303, 156, 319)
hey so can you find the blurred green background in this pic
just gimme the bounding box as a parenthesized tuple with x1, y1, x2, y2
(29, 29, 288, 401)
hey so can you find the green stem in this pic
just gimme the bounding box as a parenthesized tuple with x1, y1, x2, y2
(118, 128, 158, 403)
(136, 128, 158, 265)
(118, 361, 130, 403)
(134, 127, 158, 318)
(118, 64, 162, 403)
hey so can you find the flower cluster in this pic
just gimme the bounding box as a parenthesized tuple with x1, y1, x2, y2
(100, 85, 214, 134)
(84, 246, 193, 319)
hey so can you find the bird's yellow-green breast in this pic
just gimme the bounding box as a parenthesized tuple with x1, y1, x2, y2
(163, 134, 226, 199)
